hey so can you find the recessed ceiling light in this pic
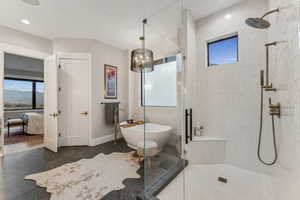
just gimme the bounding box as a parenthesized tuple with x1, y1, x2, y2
(225, 14, 232, 19)
(21, 19, 31, 25)
(22, 0, 40, 6)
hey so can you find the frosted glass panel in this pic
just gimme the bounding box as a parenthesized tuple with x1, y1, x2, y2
(143, 61, 177, 107)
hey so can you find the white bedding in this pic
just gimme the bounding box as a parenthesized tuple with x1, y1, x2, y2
(25, 113, 44, 135)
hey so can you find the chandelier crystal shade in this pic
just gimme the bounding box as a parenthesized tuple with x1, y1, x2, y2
(130, 19, 154, 72)
(131, 48, 154, 72)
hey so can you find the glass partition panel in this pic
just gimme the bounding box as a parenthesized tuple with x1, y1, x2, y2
(142, 59, 177, 107)
(142, 0, 300, 199)
(142, 0, 186, 198)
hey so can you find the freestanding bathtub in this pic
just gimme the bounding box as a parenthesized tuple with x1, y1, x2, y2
(120, 123, 172, 151)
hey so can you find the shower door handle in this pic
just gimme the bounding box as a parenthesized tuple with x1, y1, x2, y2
(190, 108, 193, 142)
(185, 108, 193, 144)
(185, 109, 189, 144)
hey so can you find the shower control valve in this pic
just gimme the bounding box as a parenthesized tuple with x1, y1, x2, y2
(269, 98, 281, 118)
(269, 103, 280, 110)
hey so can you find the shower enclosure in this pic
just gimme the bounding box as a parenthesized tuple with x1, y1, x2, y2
(140, 0, 300, 199)
(134, 0, 186, 198)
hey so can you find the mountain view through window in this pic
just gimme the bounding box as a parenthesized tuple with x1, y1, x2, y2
(4, 79, 44, 110)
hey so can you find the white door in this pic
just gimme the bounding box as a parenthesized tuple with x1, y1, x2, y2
(44, 55, 59, 152)
(0, 51, 4, 156)
(59, 58, 90, 146)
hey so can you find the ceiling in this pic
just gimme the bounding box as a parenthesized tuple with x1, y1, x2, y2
(4, 53, 44, 73)
(0, 0, 245, 51)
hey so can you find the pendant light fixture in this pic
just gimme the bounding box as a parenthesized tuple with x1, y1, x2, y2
(131, 19, 154, 72)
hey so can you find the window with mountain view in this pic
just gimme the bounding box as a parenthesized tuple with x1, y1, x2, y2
(36, 82, 44, 109)
(4, 79, 44, 110)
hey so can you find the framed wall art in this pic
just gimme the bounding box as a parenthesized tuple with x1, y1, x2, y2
(104, 65, 118, 99)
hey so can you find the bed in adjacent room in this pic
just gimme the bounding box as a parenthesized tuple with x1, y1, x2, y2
(22, 112, 44, 135)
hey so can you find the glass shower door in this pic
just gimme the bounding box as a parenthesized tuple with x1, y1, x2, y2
(140, 0, 187, 199)
(142, 53, 187, 199)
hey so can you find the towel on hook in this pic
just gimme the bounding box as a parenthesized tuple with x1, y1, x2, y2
(105, 103, 119, 125)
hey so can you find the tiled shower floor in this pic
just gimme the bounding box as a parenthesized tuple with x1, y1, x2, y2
(157, 164, 273, 200)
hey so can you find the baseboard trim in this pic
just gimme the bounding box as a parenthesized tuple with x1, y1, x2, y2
(90, 134, 114, 146)
(61, 137, 89, 146)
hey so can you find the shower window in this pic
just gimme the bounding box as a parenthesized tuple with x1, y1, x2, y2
(207, 34, 238, 66)
(141, 56, 177, 107)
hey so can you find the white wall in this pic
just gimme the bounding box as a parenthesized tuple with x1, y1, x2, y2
(266, 0, 300, 199)
(193, 0, 271, 173)
(53, 38, 129, 140)
(184, 10, 197, 110)
(0, 26, 52, 54)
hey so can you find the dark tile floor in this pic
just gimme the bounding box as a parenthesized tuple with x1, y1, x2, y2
(0, 139, 182, 200)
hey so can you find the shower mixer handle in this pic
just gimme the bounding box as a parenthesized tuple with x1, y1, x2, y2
(270, 110, 280, 118)
(269, 103, 280, 109)
(269, 98, 281, 118)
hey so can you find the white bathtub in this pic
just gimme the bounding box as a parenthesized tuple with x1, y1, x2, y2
(120, 123, 172, 151)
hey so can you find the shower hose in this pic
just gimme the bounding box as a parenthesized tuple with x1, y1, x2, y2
(258, 87, 278, 166)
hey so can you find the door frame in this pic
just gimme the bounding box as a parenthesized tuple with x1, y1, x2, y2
(57, 53, 93, 146)
(0, 43, 50, 156)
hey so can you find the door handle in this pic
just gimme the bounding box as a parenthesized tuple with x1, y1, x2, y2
(80, 111, 88, 116)
(185, 108, 193, 144)
(185, 109, 189, 144)
(190, 108, 193, 142)
(49, 113, 58, 117)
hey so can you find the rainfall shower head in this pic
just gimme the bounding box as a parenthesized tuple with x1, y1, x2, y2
(245, 18, 271, 29)
(245, 8, 279, 29)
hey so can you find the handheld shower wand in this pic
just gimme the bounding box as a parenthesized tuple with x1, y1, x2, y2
(257, 70, 280, 166)
(249, 8, 280, 165)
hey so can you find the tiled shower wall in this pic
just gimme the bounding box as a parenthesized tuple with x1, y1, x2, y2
(267, 0, 300, 199)
(193, 0, 271, 173)
(191, 0, 300, 198)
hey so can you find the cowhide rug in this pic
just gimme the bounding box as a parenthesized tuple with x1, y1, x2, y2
(25, 152, 140, 200)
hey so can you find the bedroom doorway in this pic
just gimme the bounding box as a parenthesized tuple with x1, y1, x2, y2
(0, 48, 91, 155)
(3, 53, 45, 154)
